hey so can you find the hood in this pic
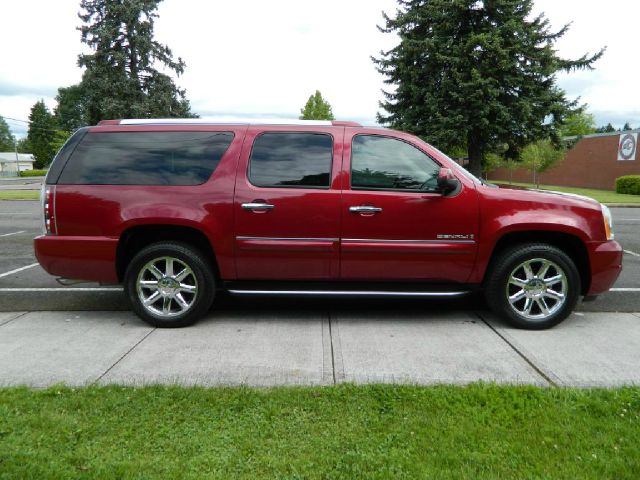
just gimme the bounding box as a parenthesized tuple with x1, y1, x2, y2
(488, 183, 602, 209)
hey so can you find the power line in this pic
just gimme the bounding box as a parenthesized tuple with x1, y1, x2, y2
(0, 115, 31, 124)
(1, 114, 72, 135)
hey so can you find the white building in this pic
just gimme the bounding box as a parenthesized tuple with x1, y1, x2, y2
(0, 152, 35, 175)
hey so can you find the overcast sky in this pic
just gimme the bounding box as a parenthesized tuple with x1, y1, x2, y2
(1, 0, 638, 137)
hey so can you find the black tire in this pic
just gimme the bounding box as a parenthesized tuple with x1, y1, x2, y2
(484, 243, 581, 329)
(124, 241, 216, 328)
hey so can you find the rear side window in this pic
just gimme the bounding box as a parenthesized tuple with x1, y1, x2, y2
(58, 131, 234, 185)
(248, 132, 332, 188)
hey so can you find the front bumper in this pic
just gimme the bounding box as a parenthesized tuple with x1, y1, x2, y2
(586, 240, 623, 295)
(34, 235, 119, 283)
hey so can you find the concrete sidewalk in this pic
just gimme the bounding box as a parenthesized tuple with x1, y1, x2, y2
(0, 310, 639, 388)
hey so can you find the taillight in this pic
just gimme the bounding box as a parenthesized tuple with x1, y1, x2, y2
(42, 185, 57, 235)
(601, 204, 614, 241)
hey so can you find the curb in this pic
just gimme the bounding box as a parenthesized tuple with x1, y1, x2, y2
(604, 204, 640, 208)
(0, 176, 45, 182)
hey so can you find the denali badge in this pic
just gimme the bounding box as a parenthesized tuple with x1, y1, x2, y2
(437, 234, 474, 240)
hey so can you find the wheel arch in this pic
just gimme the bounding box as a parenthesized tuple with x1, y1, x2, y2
(116, 224, 221, 283)
(483, 230, 591, 295)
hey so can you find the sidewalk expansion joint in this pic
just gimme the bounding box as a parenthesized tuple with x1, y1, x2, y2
(329, 313, 345, 383)
(328, 312, 336, 384)
(474, 312, 558, 387)
(93, 327, 157, 384)
(0, 312, 28, 327)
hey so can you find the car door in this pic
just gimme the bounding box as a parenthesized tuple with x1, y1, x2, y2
(340, 128, 479, 283)
(233, 125, 343, 279)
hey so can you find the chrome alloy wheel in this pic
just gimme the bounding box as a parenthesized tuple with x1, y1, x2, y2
(505, 258, 568, 322)
(136, 256, 198, 318)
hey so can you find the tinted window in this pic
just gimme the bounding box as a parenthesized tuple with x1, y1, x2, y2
(351, 135, 440, 191)
(46, 127, 88, 184)
(249, 133, 332, 188)
(58, 131, 234, 185)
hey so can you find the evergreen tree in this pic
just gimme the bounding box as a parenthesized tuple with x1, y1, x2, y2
(27, 101, 57, 168)
(300, 90, 335, 120)
(374, 0, 603, 176)
(622, 122, 633, 131)
(0, 116, 16, 151)
(77, 0, 193, 124)
(595, 123, 616, 133)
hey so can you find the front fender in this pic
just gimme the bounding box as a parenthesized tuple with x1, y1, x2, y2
(468, 190, 603, 284)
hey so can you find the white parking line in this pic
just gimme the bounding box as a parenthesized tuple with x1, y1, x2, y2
(0, 230, 26, 237)
(624, 249, 640, 257)
(610, 288, 640, 292)
(0, 263, 39, 278)
(0, 287, 123, 292)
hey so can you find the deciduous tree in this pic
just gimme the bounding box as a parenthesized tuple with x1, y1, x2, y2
(54, 84, 89, 131)
(16, 137, 31, 154)
(0, 116, 16, 151)
(560, 110, 596, 137)
(521, 139, 565, 187)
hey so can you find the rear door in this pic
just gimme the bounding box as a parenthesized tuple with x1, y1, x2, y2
(233, 126, 343, 279)
(340, 128, 479, 283)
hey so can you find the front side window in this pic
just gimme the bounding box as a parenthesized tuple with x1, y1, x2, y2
(248, 132, 333, 188)
(351, 135, 440, 192)
(58, 131, 234, 185)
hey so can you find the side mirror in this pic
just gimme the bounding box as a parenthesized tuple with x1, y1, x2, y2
(437, 168, 460, 195)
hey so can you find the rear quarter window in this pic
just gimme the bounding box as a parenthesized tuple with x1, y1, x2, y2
(248, 132, 333, 188)
(57, 131, 234, 185)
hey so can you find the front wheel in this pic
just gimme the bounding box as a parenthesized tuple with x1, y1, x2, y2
(485, 243, 581, 329)
(125, 242, 215, 328)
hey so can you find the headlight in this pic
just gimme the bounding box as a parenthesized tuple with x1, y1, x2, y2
(601, 204, 614, 240)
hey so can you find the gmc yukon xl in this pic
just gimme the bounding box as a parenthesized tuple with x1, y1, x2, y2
(35, 119, 622, 329)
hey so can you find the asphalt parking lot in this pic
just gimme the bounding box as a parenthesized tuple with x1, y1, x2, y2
(0, 192, 639, 388)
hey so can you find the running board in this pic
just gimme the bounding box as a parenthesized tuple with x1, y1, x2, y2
(227, 289, 470, 297)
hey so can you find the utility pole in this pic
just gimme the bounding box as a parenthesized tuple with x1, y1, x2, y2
(14, 141, 20, 177)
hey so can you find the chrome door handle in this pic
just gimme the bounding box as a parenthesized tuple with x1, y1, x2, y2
(349, 205, 383, 213)
(242, 202, 275, 211)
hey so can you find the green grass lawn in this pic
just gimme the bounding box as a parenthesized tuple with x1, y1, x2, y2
(492, 182, 640, 205)
(0, 190, 40, 201)
(1, 384, 639, 479)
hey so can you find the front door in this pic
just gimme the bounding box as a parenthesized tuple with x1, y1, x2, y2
(340, 129, 479, 283)
(234, 126, 343, 280)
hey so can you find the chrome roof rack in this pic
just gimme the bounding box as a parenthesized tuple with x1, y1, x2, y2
(98, 118, 362, 127)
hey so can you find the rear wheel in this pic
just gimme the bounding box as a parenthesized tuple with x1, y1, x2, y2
(485, 243, 581, 329)
(125, 242, 215, 327)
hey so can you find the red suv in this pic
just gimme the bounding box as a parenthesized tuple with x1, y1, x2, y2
(35, 119, 622, 329)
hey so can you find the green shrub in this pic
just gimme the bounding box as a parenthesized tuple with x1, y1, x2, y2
(615, 175, 640, 195)
(19, 169, 47, 177)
